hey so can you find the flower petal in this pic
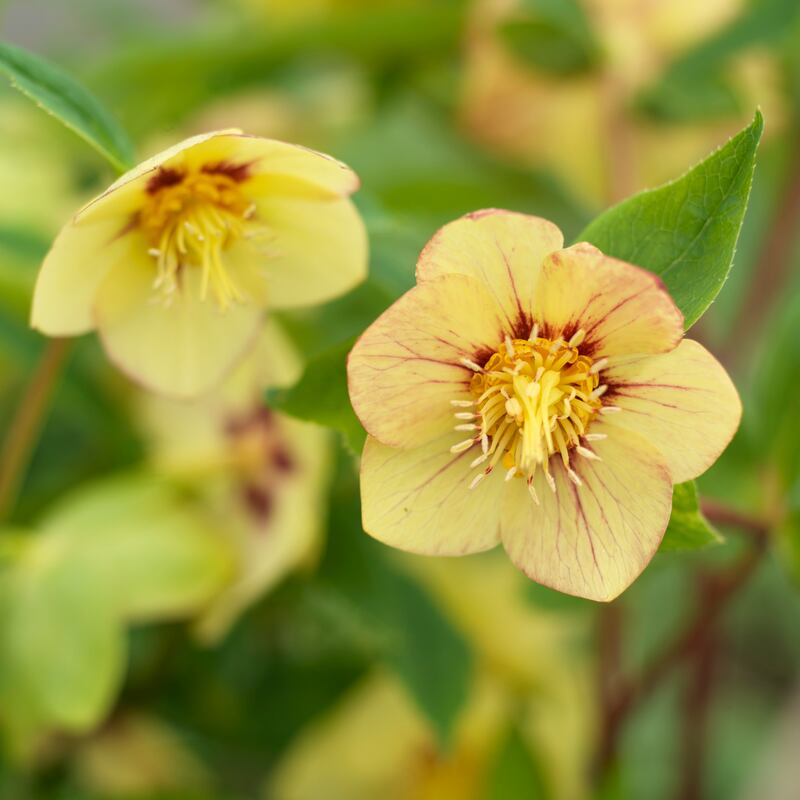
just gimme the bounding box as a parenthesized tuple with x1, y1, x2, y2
(183, 133, 360, 197)
(80, 130, 246, 223)
(416, 209, 563, 335)
(94, 253, 262, 399)
(360, 433, 504, 556)
(31, 218, 140, 335)
(252, 193, 367, 309)
(196, 416, 331, 642)
(348, 273, 506, 449)
(532, 243, 683, 357)
(603, 338, 741, 483)
(500, 421, 672, 601)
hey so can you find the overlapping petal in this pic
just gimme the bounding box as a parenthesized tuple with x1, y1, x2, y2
(348, 273, 506, 449)
(603, 339, 741, 483)
(252, 193, 367, 309)
(532, 243, 683, 358)
(500, 421, 672, 602)
(196, 415, 330, 642)
(181, 133, 360, 197)
(416, 209, 563, 334)
(94, 254, 262, 399)
(31, 220, 142, 336)
(360, 434, 505, 556)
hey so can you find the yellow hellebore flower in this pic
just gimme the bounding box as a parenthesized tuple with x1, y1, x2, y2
(347, 210, 741, 601)
(30, 130, 368, 398)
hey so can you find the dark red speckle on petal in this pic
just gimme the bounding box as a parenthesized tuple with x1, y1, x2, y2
(271, 445, 295, 474)
(202, 160, 255, 183)
(242, 483, 274, 526)
(146, 166, 185, 194)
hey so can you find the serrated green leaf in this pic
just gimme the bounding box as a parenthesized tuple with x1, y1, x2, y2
(659, 482, 722, 552)
(579, 111, 763, 328)
(267, 338, 366, 456)
(0, 40, 134, 173)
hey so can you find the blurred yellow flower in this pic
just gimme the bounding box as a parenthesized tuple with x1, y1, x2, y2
(31, 130, 368, 398)
(412, 553, 594, 799)
(460, 0, 782, 205)
(348, 210, 741, 601)
(270, 556, 593, 800)
(270, 671, 507, 800)
(139, 320, 332, 641)
(75, 713, 210, 798)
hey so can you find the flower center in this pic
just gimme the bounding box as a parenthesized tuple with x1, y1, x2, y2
(451, 326, 615, 501)
(139, 166, 259, 309)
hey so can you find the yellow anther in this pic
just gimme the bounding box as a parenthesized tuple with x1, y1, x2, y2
(140, 168, 259, 309)
(466, 334, 603, 484)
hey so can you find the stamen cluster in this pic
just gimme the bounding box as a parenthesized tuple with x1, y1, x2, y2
(140, 168, 259, 309)
(451, 326, 616, 502)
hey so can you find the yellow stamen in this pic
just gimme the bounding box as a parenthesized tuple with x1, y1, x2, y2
(139, 167, 262, 309)
(459, 332, 605, 488)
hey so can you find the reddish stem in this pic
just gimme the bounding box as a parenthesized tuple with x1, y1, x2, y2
(595, 503, 769, 778)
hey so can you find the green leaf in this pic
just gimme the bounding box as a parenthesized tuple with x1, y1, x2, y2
(0, 40, 135, 173)
(320, 455, 473, 745)
(636, 0, 800, 122)
(267, 338, 367, 456)
(499, 0, 600, 76)
(368, 557, 471, 748)
(0, 476, 235, 748)
(578, 111, 763, 328)
(483, 726, 549, 800)
(339, 99, 590, 241)
(525, 580, 590, 612)
(752, 284, 800, 483)
(0, 224, 47, 318)
(0, 546, 124, 732)
(39, 475, 235, 622)
(659, 482, 722, 552)
(637, 72, 742, 123)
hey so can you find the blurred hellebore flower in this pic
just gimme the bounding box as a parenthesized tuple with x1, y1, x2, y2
(270, 671, 508, 800)
(347, 210, 741, 601)
(31, 130, 367, 398)
(139, 320, 331, 641)
(270, 558, 591, 799)
(460, 0, 780, 205)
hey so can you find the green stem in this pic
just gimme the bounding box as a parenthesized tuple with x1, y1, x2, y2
(0, 337, 72, 521)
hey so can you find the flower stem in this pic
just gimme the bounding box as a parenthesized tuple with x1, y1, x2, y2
(595, 501, 769, 778)
(0, 337, 72, 521)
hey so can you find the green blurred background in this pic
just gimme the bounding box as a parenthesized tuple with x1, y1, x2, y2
(1, 0, 799, 798)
